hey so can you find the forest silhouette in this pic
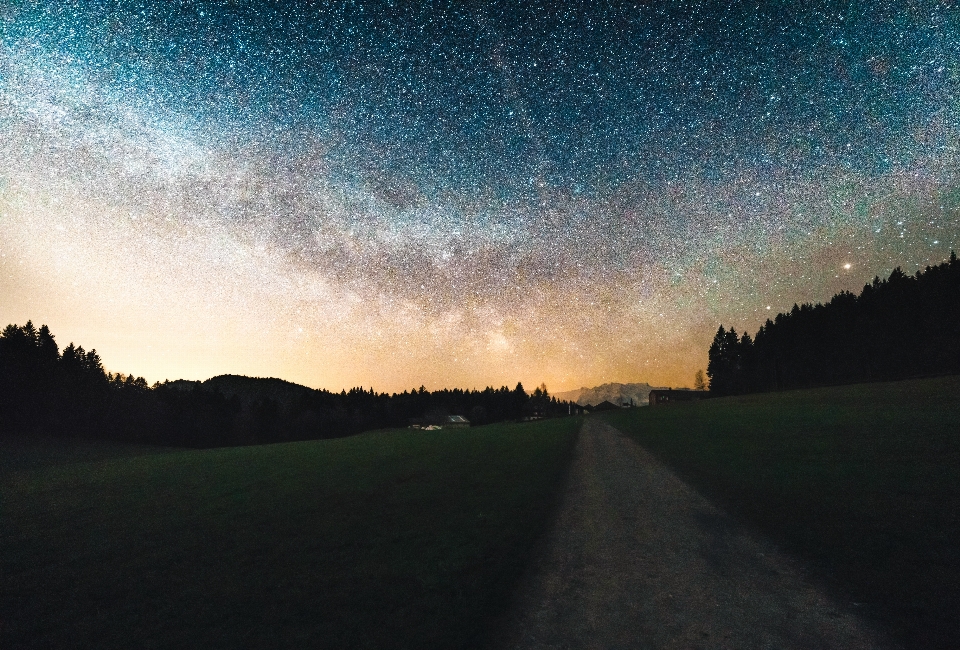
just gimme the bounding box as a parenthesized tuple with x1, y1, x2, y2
(708, 252, 960, 395)
(0, 324, 569, 447)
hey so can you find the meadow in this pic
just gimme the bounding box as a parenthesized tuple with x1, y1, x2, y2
(1, 418, 579, 649)
(603, 375, 960, 650)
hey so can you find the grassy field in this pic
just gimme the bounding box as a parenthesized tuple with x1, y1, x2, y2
(0, 435, 182, 472)
(1, 418, 579, 649)
(603, 375, 960, 650)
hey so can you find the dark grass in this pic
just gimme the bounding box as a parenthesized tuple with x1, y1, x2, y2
(0, 435, 182, 472)
(1, 418, 579, 649)
(603, 376, 960, 650)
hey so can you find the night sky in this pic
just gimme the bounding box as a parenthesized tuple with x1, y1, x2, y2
(2, 1, 959, 392)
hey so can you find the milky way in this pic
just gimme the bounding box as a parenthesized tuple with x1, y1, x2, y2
(2, 1, 959, 392)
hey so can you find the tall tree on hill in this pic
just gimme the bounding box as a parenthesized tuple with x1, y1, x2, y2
(36, 325, 59, 365)
(512, 382, 528, 418)
(707, 326, 744, 396)
(694, 369, 707, 391)
(1, 322, 67, 432)
(738, 332, 757, 394)
(706, 326, 727, 395)
(529, 383, 551, 417)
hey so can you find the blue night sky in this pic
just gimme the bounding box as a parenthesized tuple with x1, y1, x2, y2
(2, 1, 959, 391)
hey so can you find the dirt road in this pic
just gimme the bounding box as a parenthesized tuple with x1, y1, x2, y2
(494, 418, 896, 649)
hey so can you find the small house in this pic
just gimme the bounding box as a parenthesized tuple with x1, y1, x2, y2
(444, 415, 471, 428)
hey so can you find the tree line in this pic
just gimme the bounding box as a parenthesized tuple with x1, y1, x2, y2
(0, 323, 573, 447)
(707, 252, 960, 396)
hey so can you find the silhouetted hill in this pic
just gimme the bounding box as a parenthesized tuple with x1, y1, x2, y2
(204, 375, 314, 408)
(164, 379, 202, 391)
(165, 375, 316, 412)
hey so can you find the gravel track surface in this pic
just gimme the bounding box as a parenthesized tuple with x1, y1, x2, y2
(494, 418, 897, 649)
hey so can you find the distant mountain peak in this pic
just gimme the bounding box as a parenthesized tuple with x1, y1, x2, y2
(554, 382, 656, 406)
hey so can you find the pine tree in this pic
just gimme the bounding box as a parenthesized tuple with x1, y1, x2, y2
(694, 369, 707, 391)
(707, 326, 727, 395)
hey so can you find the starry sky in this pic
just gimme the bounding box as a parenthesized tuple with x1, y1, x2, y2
(2, 1, 959, 392)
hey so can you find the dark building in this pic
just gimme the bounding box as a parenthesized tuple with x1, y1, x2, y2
(444, 415, 471, 428)
(590, 400, 621, 412)
(648, 389, 706, 406)
(569, 403, 587, 415)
